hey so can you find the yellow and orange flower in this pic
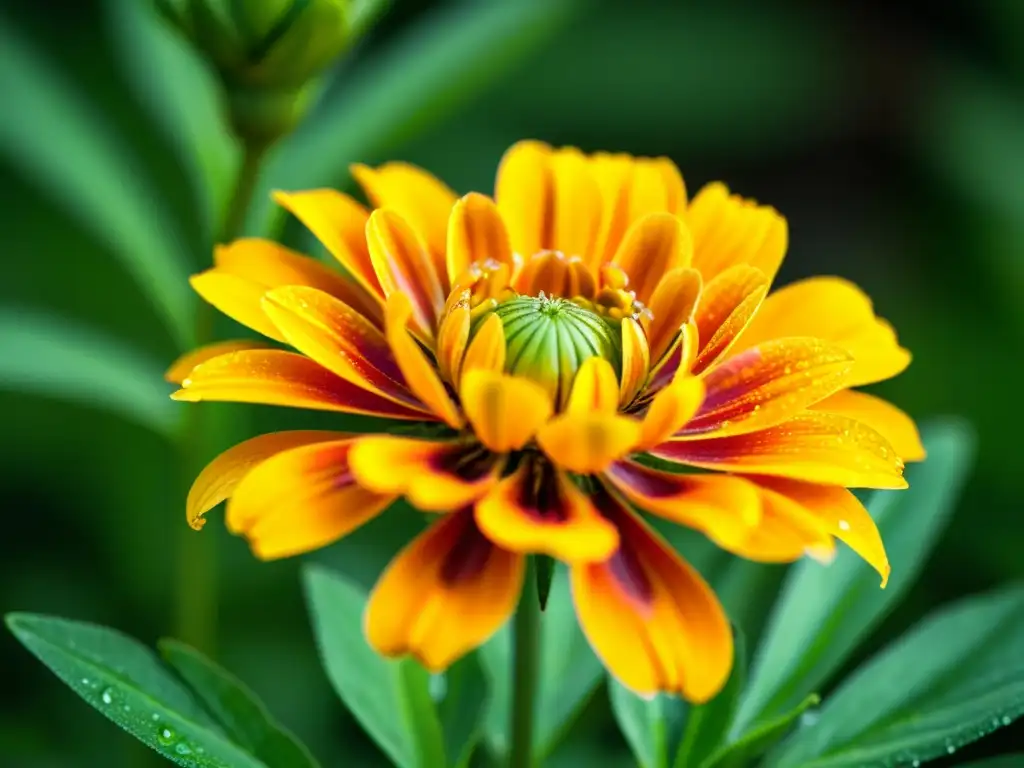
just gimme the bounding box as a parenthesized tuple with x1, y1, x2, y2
(168, 141, 922, 702)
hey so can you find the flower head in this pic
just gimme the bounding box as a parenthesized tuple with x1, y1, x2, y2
(169, 141, 922, 701)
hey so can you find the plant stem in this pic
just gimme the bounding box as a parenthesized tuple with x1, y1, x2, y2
(173, 142, 267, 655)
(509, 558, 542, 768)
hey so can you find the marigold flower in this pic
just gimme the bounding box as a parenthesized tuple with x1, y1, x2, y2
(169, 141, 923, 702)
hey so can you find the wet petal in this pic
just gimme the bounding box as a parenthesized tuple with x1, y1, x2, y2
(647, 268, 702, 366)
(514, 250, 597, 300)
(365, 509, 524, 671)
(537, 412, 641, 474)
(612, 213, 692, 304)
(637, 375, 706, 449)
(732, 277, 910, 387)
(385, 294, 463, 428)
(475, 458, 618, 562)
(367, 209, 447, 339)
(692, 264, 770, 374)
(185, 430, 349, 530)
(571, 487, 732, 701)
(651, 412, 907, 489)
(437, 291, 470, 385)
(349, 437, 503, 511)
(171, 349, 430, 420)
(604, 460, 760, 549)
(686, 183, 788, 284)
(460, 370, 553, 453)
(262, 286, 422, 408)
(227, 439, 394, 559)
(566, 357, 620, 416)
(814, 390, 925, 462)
(461, 313, 506, 379)
(682, 339, 853, 438)
(165, 340, 272, 384)
(620, 318, 651, 408)
(447, 192, 514, 284)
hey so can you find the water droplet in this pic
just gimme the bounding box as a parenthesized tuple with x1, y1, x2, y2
(181, 378, 192, 388)
(838, 519, 850, 531)
(175, 743, 193, 756)
(123, 704, 131, 713)
(156, 725, 176, 746)
(80, 678, 90, 686)
(946, 745, 956, 754)
(101, 688, 113, 705)
(911, 761, 920, 767)
(1002, 715, 1012, 726)
(151, 713, 160, 722)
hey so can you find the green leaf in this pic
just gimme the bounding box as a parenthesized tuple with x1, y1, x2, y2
(536, 554, 555, 610)
(434, 653, 488, 768)
(735, 419, 976, 731)
(703, 695, 819, 768)
(479, 565, 603, 759)
(766, 586, 1024, 768)
(0, 308, 179, 438)
(674, 629, 747, 768)
(0, 14, 194, 347)
(159, 639, 319, 768)
(252, 0, 578, 232)
(302, 564, 446, 768)
(5, 613, 266, 768)
(609, 680, 687, 768)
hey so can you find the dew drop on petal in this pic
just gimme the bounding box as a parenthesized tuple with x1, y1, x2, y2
(838, 519, 851, 531)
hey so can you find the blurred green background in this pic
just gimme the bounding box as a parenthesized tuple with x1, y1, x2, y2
(2, 0, 1022, 765)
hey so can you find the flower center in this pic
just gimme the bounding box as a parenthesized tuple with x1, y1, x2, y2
(480, 294, 622, 408)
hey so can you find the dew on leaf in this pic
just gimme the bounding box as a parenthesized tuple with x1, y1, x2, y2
(156, 725, 176, 746)
(100, 688, 113, 705)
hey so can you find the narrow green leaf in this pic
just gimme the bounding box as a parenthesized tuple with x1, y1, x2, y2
(736, 420, 976, 732)
(674, 630, 747, 768)
(5, 613, 266, 768)
(435, 653, 488, 768)
(766, 586, 1024, 768)
(703, 695, 819, 768)
(609, 681, 686, 768)
(0, 14, 194, 347)
(0, 308, 179, 438)
(479, 566, 603, 759)
(252, 0, 579, 233)
(302, 565, 446, 768)
(159, 639, 320, 768)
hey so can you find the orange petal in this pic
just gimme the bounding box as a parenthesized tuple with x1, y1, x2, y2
(367, 209, 447, 339)
(651, 412, 907, 489)
(514, 250, 596, 300)
(620, 318, 651, 408)
(185, 430, 349, 530)
(814, 390, 925, 462)
(647, 268, 702, 366)
(365, 509, 524, 671)
(165, 340, 272, 384)
(171, 349, 428, 420)
(687, 183, 788, 284)
(349, 437, 503, 511)
(227, 439, 394, 559)
(436, 292, 470, 385)
(691, 264, 770, 374)
(755, 476, 889, 586)
(475, 458, 618, 562)
(682, 339, 853, 438)
(732, 277, 911, 387)
(460, 370, 553, 453)
(446, 192, 514, 284)
(647, 320, 699, 394)
(571, 488, 732, 701)
(566, 357, 620, 416)
(612, 213, 692, 304)
(549, 147, 604, 262)
(537, 412, 641, 474)
(271, 191, 382, 301)
(604, 460, 760, 549)
(637, 375, 706, 449)
(461, 313, 506, 379)
(385, 294, 463, 429)
(262, 286, 423, 409)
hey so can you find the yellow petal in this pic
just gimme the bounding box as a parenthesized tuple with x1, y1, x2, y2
(692, 264, 769, 374)
(537, 412, 641, 474)
(461, 313, 506, 379)
(719, 482, 835, 564)
(814, 390, 925, 462)
(446, 192, 514, 284)
(612, 212, 692, 304)
(436, 292, 470, 385)
(637, 375, 706, 449)
(619, 318, 651, 408)
(460, 370, 553, 453)
(647, 267, 702, 366)
(566, 357, 620, 416)
(166, 340, 272, 384)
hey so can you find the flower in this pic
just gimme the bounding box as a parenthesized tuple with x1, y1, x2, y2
(168, 141, 923, 702)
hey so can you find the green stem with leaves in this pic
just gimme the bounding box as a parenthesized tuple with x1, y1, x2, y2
(173, 142, 267, 655)
(509, 558, 542, 768)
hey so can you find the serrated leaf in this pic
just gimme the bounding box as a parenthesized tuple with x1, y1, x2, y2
(159, 639, 319, 768)
(609, 680, 686, 768)
(766, 586, 1024, 768)
(5, 614, 266, 768)
(302, 565, 446, 768)
(252, 0, 579, 233)
(0, 308, 179, 438)
(736, 420, 976, 732)
(435, 653, 488, 768)
(674, 629, 746, 768)
(0, 14, 194, 347)
(704, 694, 819, 768)
(479, 565, 603, 759)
